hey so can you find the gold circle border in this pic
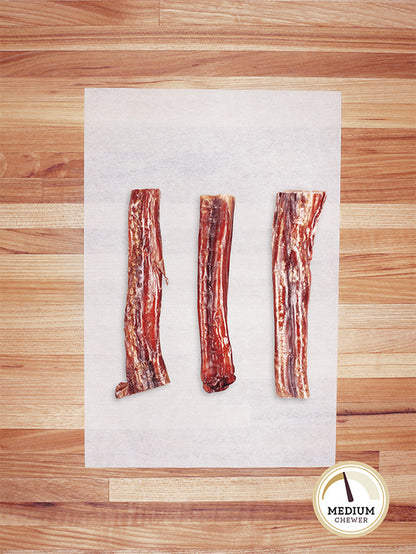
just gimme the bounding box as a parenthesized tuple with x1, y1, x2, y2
(312, 461, 390, 538)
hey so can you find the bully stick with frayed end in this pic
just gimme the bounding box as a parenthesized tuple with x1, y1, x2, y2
(272, 191, 326, 399)
(115, 189, 170, 398)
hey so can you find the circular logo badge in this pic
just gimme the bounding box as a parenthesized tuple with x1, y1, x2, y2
(313, 461, 389, 537)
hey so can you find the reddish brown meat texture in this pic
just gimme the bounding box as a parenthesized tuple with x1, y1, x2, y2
(272, 191, 326, 399)
(198, 195, 236, 393)
(115, 188, 170, 398)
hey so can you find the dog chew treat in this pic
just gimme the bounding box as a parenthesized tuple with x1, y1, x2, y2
(198, 195, 236, 393)
(272, 191, 326, 399)
(115, 189, 170, 398)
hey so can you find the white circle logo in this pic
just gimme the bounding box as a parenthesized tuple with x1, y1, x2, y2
(313, 461, 389, 537)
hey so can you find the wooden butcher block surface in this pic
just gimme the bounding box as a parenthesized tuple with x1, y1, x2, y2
(0, 1, 415, 551)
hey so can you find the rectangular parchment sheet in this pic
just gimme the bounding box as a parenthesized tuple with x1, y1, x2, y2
(84, 89, 341, 467)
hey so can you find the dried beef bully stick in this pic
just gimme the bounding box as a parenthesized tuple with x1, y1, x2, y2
(115, 189, 170, 398)
(272, 191, 326, 399)
(198, 195, 236, 393)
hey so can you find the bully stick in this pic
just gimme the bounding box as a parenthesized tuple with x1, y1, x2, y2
(272, 191, 326, 399)
(115, 189, 170, 398)
(198, 195, 236, 393)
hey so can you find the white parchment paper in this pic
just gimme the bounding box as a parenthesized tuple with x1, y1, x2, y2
(84, 89, 341, 467)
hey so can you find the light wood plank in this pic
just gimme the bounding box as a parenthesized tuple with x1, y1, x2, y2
(381, 475, 416, 503)
(1, 26, 415, 53)
(0, 0, 159, 27)
(338, 353, 416, 378)
(0, 254, 82, 277)
(0, 303, 83, 328)
(0, 228, 83, 253)
(0, 280, 82, 304)
(160, 1, 416, 29)
(114, 476, 318, 502)
(1, 522, 414, 550)
(380, 451, 416, 475)
(0, 328, 84, 355)
(341, 205, 416, 228)
(339, 305, 416, 329)
(340, 229, 415, 254)
(0, 204, 83, 228)
(0, 405, 83, 429)
(338, 330, 415, 354)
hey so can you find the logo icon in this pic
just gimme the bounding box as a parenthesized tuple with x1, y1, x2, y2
(313, 461, 389, 537)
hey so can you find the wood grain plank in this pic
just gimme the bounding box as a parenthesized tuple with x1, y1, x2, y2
(0, 280, 83, 304)
(1, 26, 415, 53)
(340, 254, 415, 278)
(336, 414, 416, 450)
(337, 378, 416, 412)
(0, 478, 108, 502)
(0, 152, 83, 179)
(1, 51, 414, 79)
(0, 0, 159, 27)
(160, 1, 416, 29)
(0, 126, 83, 151)
(1, 547, 415, 554)
(0, 429, 84, 454)
(339, 276, 415, 303)
(338, 353, 416, 378)
(341, 205, 416, 228)
(0, 228, 83, 253)
(0, 179, 84, 203)
(0, 328, 83, 355)
(0, 304, 83, 328)
(0, 254, 82, 277)
(1, 522, 414, 550)
(339, 254, 416, 304)
(380, 451, 416, 475)
(338, 305, 416, 328)
(0, 179, 43, 202)
(0, 405, 83, 430)
(382, 475, 416, 503)
(0, 204, 83, 228)
(338, 330, 415, 354)
(340, 229, 415, 254)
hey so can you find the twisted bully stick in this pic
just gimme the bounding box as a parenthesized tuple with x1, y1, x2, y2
(115, 189, 170, 398)
(198, 195, 236, 393)
(272, 191, 326, 399)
